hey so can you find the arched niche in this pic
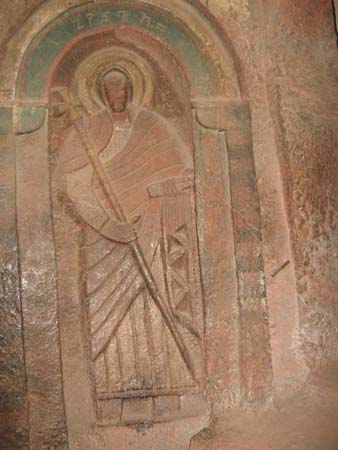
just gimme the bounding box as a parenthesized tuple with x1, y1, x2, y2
(0, 2, 274, 449)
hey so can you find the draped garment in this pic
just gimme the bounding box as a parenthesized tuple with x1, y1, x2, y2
(59, 107, 204, 398)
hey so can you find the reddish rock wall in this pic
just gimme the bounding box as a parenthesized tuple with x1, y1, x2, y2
(0, 1, 337, 449)
(263, 0, 338, 376)
(191, 1, 338, 448)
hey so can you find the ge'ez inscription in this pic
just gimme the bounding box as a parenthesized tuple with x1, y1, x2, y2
(72, 9, 168, 34)
(72, 10, 128, 30)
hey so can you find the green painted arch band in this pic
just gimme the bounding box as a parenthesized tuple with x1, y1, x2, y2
(19, 4, 216, 99)
(0, 107, 46, 135)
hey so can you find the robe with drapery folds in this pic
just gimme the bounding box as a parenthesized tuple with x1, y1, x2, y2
(58, 106, 205, 399)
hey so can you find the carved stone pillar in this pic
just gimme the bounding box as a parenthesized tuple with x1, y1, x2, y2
(194, 101, 273, 405)
(0, 106, 67, 448)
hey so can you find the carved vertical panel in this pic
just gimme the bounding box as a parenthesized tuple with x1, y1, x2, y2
(195, 102, 273, 406)
(226, 121, 273, 405)
(193, 118, 241, 409)
(16, 114, 67, 449)
(0, 132, 29, 449)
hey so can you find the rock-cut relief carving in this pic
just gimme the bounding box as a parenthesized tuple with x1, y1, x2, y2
(52, 65, 205, 424)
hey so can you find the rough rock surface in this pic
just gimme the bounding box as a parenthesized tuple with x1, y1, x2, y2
(0, 1, 337, 449)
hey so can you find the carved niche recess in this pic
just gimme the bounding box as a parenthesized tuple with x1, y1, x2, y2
(50, 42, 207, 426)
(1, 1, 273, 448)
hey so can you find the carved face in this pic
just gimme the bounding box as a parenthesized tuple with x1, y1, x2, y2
(102, 71, 129, 113)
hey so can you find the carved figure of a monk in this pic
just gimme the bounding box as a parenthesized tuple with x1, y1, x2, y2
(58, 69, 204, 404)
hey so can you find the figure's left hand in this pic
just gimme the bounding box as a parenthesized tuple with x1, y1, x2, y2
(100, 220, 137, 243)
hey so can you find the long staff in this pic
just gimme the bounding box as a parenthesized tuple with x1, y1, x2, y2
(57, 88, 197, 382)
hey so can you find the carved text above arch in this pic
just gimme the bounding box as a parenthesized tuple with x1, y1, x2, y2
(15, 2, 241, 102)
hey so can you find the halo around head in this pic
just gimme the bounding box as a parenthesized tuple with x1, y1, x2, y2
(73, 47, 154, 114)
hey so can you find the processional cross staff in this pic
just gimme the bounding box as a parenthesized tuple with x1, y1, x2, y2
(55, 87, 198, 382)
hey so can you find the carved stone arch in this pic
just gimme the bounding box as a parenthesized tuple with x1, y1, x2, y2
(0, 1, 244, 100)
(0, 2, 274, 449)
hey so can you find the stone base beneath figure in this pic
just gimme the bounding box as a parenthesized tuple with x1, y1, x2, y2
(97, 393, 208, 426)
(95, 413, 211, 450)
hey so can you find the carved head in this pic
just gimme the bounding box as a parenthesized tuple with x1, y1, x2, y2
(101, 70, 132, 113)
